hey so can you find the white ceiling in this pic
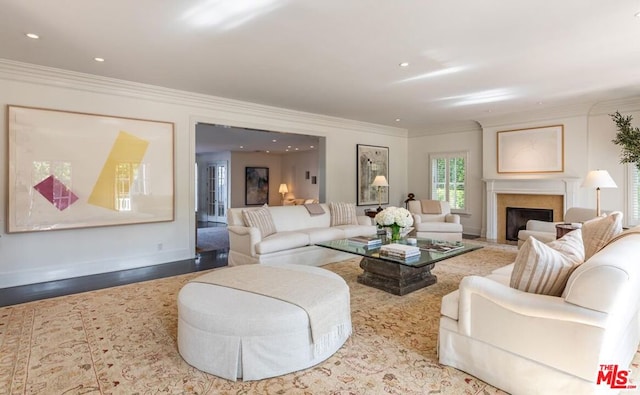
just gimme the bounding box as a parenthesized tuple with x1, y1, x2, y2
(3, 0, 640, 134)
(196, 123, 320, 154)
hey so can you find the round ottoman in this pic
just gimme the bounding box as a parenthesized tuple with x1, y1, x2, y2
(177, 263, 351, 381)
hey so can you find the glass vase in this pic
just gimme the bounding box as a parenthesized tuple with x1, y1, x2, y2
(390, 224, 401, 241)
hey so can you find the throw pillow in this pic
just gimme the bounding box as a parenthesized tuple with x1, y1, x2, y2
(582, 211, 623, 260)
(329, 202, 357, 226)
(242, 207, 277, 238)
(510, 229, 585, 296)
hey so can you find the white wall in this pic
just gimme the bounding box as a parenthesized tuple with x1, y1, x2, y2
(587, 100, 640, 221)
(408, 102, 640, 237)
(280, 150, 320, 201)
(407, 122, 484, 236)
(481, 115, 589, 182)
(0, 60, 407, 287)
(229, 152, 284, 207)
(480, 101, 640, 232)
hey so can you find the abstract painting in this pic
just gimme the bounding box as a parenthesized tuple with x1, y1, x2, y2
(7, 105, 174, 233)
(245, 167, 269, 205)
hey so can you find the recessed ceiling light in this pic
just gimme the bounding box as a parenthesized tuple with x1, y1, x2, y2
(295, 148, 299, 151)
(94, 57, 105, 62)
(25, 33, 39, 39)
(635, 11, 640, 17)
(272, 139, 277, 142)
(395, 118, 401, 122)
(240, 145, 244, 149)
(287, 145, 291, 148)
(310, 145, 315, 149)
(399, 62, 409, 67)
(266, 150, 270, 153)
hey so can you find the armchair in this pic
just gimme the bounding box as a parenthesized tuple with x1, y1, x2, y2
(407, 200, 463, 241)
(517, 207, 598, 248)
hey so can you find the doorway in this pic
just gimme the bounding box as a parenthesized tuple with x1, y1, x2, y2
(206, 161, 228, 224)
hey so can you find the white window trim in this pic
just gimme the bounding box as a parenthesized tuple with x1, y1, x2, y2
(626, 163, 639, 227)
(428, 151, 469, 212)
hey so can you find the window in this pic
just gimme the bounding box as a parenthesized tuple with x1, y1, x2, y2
(628, 164, 639, 226)
(430, 152, 467, 211)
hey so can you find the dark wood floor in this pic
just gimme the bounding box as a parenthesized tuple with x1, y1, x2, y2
(0, 249, 228, 308)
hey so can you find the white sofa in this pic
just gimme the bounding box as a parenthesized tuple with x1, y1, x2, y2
(438, 225, 640, 394)
(283, 198, 319, 206)
(407, 200, 463, 241)
(227, 204, 377, 266)
(517, 207, 598, 248)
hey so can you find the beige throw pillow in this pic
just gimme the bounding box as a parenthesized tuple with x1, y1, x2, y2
(510, 229, 585, 296)
(242, 207, 277, 238)
(582, 212, 623, 260)
(329, 202, 357, 226)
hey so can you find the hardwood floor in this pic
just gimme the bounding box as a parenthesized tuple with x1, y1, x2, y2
(0, 249, 228, 308)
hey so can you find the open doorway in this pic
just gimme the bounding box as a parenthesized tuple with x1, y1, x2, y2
(194, 122, 323, 252)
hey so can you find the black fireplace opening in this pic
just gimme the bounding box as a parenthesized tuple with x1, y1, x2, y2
(506, 207, 554, 241)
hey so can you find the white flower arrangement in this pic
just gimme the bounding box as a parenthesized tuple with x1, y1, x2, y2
(374, 206, 414, 228)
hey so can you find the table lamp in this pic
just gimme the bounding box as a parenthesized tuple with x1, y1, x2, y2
(278, 183, 289, 203)
(581, 170, 617, 216)
(371, 175, 389, 212)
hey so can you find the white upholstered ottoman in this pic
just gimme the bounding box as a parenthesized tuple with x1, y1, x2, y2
(177, 263, 352, 381)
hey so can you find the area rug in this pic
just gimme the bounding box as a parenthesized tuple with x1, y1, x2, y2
(0, 245, 602, 394)
(197, 226, 229, 251)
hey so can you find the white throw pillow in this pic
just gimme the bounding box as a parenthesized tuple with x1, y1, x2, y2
(242, 207, 277, 238)
(582, 212, 623, 260)
(329, 202, 357, 226)
(510, 229, 585, 296)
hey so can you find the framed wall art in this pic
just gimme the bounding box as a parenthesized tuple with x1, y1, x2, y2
(497, 125, 564, 173)
(356, 144, 389, 206)
(245, 166, 269, 205)
(7, 105, 175, 233)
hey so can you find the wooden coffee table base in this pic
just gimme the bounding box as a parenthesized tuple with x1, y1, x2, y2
(357, 257, 437, 296)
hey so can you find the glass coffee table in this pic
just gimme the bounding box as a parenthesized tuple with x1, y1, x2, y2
(316, 237, 482, 295)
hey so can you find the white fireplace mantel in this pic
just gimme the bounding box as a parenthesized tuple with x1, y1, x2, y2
(483, 178, 581, 240)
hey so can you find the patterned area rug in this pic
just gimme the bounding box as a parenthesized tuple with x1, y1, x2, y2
(2, 245, 520, 393)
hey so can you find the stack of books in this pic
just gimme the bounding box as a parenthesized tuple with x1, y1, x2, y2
(379, 243, 421, 260)
(422, 241, 464, 253)
(348, 235, 382, 247)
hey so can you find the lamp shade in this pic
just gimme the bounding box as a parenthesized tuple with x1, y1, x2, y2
(278, 183, 289, 194)
(371, 175, 389, 187)
(581, 170, 617, 189)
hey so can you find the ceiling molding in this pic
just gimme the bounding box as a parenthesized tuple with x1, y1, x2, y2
(0, 58, 408, 138)
(476, 102, 593, 129)
(588, 96, 640, 116)
(408, 120, 482, 137)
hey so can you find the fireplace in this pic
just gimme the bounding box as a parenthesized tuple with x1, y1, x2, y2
(484, 178, 580, 241)
(505, 207, 553, 241)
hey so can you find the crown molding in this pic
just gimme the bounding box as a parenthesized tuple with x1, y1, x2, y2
(408, 120, 482, 137)
(0, 59, 407, 137)
(476, 102, 594, 129)
(588, 96, 640, 116)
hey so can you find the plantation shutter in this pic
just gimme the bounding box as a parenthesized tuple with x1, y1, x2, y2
(630, 165, 640, 226)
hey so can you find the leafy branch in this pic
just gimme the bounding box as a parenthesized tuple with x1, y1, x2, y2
(610, 111, 640, 171)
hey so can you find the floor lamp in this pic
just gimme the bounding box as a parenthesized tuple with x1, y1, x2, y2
(581, 170, 617, 216)
(371, 175, 389, 212)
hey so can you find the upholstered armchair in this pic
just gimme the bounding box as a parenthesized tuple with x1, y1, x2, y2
(407, 200, 463, 241)
(517, 207, 598, 248)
